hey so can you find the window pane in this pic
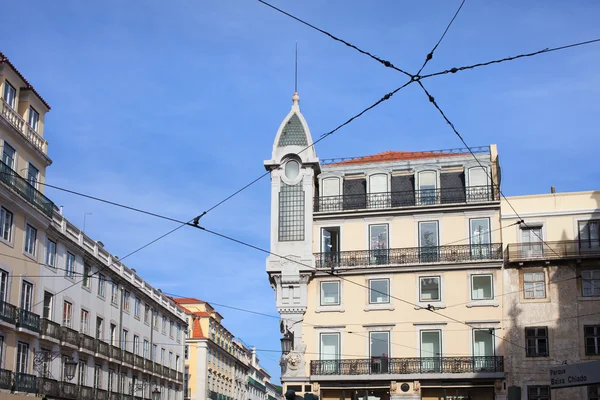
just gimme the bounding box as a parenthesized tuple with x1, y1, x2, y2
(470, 218, 490, 245)
(320, 282, 339, 305)
(369, 225, 388, 250)
(472, 275, 493, 300)
(370, 332, 389, 358)
(369, 174, 387, 193)
(419, 222, 438, 247)
(322, 178, 340, 197)
(420, 277, 440, 301)
(369, 279, 389, 304)
(469, 167, 487, 187)
(320, 334, 339, 360)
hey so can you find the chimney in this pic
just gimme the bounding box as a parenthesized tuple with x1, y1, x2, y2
(551, 186, 556, 194)
(59, 206, 63, 215)
(251, 347, 257, 365)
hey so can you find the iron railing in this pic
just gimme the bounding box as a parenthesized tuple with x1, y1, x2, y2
(0, 160, 54, 218)
(15, 372, 37, 393)
(39, 378, 61, 397)
(209, 391, 218, 400)
(169, 369, 176, 380)
(123, 350, 134, 365)
(80, 333, 97, 352)
(0, 369, 11, 390)
(61, 382, 79, 398)
(41, 318, 61, 340)
(134, 354, 144, 369)
(177, 371, 183, 382)
(310, 356, 504, 375)
(154, 362, 161, 375)
(314, 185, 497, 213)
(109, 392, 121, 400)
(80, 385, 95, 400)
(97, 388, 110, 400)
(110, 346, 123, 361)
(144, 359, 153, 371)
(61, 326, 80, 347)
(0, 300, 17, 325)
(315, 243, 503, 269)
(507, 240, 600, 262)
(97, 339, 110, 357)
(17, 308, 40, 332)
(162, 366, 169, 377)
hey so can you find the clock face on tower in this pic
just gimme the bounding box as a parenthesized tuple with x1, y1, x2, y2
(284, 160, 300, 180)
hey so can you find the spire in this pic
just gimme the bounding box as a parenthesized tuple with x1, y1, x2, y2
(292, 42, 300, 111)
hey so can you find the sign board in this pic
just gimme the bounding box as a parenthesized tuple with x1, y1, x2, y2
(550, 360, 600, 389)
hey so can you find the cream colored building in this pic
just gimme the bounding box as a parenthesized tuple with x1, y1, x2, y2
(0, 52, 186, 400)
(502, 191, 600, 400)
(265, 92, 507, 400)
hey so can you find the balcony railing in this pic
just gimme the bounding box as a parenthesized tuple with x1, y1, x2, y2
(162, 366, 169, 377)
(61, 326, 80, 347)
(0, 369, 11, 390)
(109, 392, 121, 400)
(0, 300, 17, 325)
(1, 99, 47, 153)
(314, 185, 497, 213)
(177, 371, 183, 382)
(97, 340, 110, 358)
(80, 385, 95, 400)
(39, 378, 61, 397)
(153, 362, 161, 375)
(135, 354, 144, 369)
(41, 318, 61, 340)
(110, 346, 123, 361)
(507, 240, 600, 262)
(170, 369, 176, 380)
(315, 243, 503, 269)
(17, 308, 40, 332)
(209, 392, 218, 400)
(97, 388, 109, 400)
(15, 372, 37, 393)
(144, 358, 153, 371)
(80, 333, 97, 352)
(61, 382, 79, 398)
(0, 160, 54, 218)
(310, 356, 504, 375)
(123, 350, 134, 365)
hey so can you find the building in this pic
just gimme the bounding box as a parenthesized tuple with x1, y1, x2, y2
(502, 190, 600, 400)
(265, 92, 507, 399)
(247, 348, 268, 400)
(1, 52, 186, 400)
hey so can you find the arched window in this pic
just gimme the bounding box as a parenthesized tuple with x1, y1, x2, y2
(320, 177, 341, 212)
(368, 174, 389, 209)
(418, 171, 437, 205)
(468, 167, 489, 202)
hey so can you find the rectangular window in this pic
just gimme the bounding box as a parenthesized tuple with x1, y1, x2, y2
(28, 107, 39, 131)
(24, 224, 37, 256)
(527, 386, 550, 400)
(80, 309, 89, 334)
(27, 163, 38, 189)
(184, 345, 189, 360)
(122, 329, 128, 350)
(420, 276, 441, 302)
(65, 252, 75, 278)
(419, 221, 439, 262)
(582, 270, 600, 297)
(470, 218, 491, 259)
(0, 269, 7, 302)
(585, 325, 600, 355)
(96, 317, 103, 340)
(43, 291, 53, 319)
(134, 335, 140, 355)
(521, 226, 543, 257)
(420, 330, 442, 372)
(589, 385, 600, 400)
(473, 329, 495, 371)
(108, 369, 115, 392)
(169, 352, 173, 367)
(320, 227, 340, 266)
(579, 220, 600, 249)
(46, 240, 56, 268)
(63, 301, 73, 327)
(134, 298, 140, 318)
(170, 321, 174, 337)
(16, 341, 29, 373)
(98, 274, 106, 297)
(110, 283, 118, 305)
(523, 272, 546, 299)
(78, 360, 86, 385)
(3, 81, 16, 108)
(144, 340, 150, 358)
(369, 279, 390, 304)
(161, 348, 165, 364)
(153, 311, 159, 328)
(20, 280, 33, 310)
(319, 333, 339, 360)
(370, 331, 390, 361)
(40, 347, 51, 377)
(94, 365, 101, 389)
(152, 344, 157, 361)
(320, 281, 340, 306)
(526, 327, 549, 357)
(82, 264, 91, 288)
(162, 316, 167, 333)
(278, 183, 305, 241)
(471, 274, 493, 300)
(110, 324, 117, 346)
(175, 355, 180, 371)
(144, 305, 150, 324)
(176, 324, 181, 342)
(123, 290, 130, 311)
(0, 207, 13, 242)
(1, 142, 15, 169)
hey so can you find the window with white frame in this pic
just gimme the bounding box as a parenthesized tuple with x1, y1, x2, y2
(28, 107, 39, 131)
(467, 167, 489, 201)
(523, 272, 546, 299)
(321, 177, 341, 211)
(46, 239, 56, 268)
(417, 171, 437, 205)
(161, 348, 165, 364)
(368, 174, 389, 208)
(369, 279, 390, 304)
(98, 274, 106, 297)
(319, 333, 339, 361)
(320, 281, 340, 306)
(153, 311, 159, 329)
(582, 270, 600, 297)
(110, 324, 117, 346)
(471, 274, 493, 300)
(0, 268, 8, 302)
(63, 301, 73, 327)
(16, 341, 29, 373)
(24, 224, 37, 256)
(65, 252, 75, 278)
(20, 280, 33, 310)
(42, 291, 53, 319)
(3, 81, 16, 108)
(96, 317, 103, 340)
(80, 309, 89, 334)
(0, 207, 13, 242)
(420, 276, 441, 302)
(145, 304, 150, 324)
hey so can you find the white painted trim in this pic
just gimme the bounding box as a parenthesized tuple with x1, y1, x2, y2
(315, 279, 344, 313)
(416, 327, 444, 358)
(501, 208, 600, 219)
(314, 330, 343, 361)
(415, 273, 445, 308)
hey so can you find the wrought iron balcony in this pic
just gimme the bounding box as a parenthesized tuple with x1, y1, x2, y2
(109, 392, 121, 400)
(39, 378, 61, 397)
(79, 333, 97, 353)
(123, 350, 134, 365)
(80, 385, 95, 400)
(97, 388, 109, 400)
(177, 371, 183, 382)
(97, 339, 110, 358)
(0, 369, 11, 390)
(310, 356, 504, 375)
(15, 372, 37, 393)
(507, 240, 600, 262)
(0, 300, 17, 325)
(315, 243, 503, 269)
(134, 354, 144, 369)
(314, 185, 497, 213)
(154, 362, 161, 375)
(0, 160, 54, 218)
(162, 366, 169, 377)
(61, 382, 79, 398)
(41, 318, 61, 340)
(144, 358, 153, 371)
(110, 346, 123, 362)
(169, 369, 176, 380)
(17, 308, 40, 333)
(60, 326, 80, 347)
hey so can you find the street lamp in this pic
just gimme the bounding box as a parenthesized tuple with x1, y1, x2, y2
(280, 330, 294, 355)
(152, 388, 161, 400)
(64, 359, 77, 381)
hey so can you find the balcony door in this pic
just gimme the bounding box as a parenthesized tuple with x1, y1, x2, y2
(319, 333, 340, 374)
(470, 218, 491, 260)
(419, 221, 439, 262)
(369, 332, 390, 374)
(467, 167, 489, 202)
(579, 220, 600, 252)
(369, 224, 389, 265)
(417, 171, 437, 205)
(420, 330, 441, 372)
(321, 227, 340, 268)
(368, 174, 389, 209)
(473, 329, 495, 371)
(521, 226, 543, 258)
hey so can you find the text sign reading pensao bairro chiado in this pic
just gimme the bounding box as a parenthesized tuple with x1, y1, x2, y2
(549, 360, 600, 389)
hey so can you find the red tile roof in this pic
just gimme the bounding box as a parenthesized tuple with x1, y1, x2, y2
(171, 297, 205, 305)
(192, 317, 205, 339)
(0, 52, 51, 110)
(327, 150, 465, 166)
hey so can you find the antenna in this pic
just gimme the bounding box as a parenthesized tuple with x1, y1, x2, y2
(294, 41, 298, 93)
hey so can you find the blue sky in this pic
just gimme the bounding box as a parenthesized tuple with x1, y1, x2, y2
(3, 0, 599, 380)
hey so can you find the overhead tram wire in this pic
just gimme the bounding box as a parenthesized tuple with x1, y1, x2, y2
(257, 0, 412, 78)
(416, 0, 467, 75)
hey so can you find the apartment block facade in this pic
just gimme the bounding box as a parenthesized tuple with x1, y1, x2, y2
(502, 191, 600, 400)
(265, 92, 507, 400)
(0, 53, 186, 400)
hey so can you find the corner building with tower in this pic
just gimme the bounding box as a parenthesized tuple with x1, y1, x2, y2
(265, 92, 508, 400)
